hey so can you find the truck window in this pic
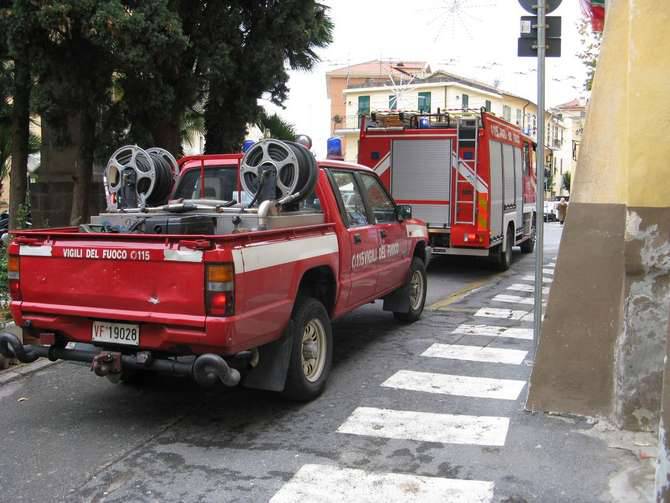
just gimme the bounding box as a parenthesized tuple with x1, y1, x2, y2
(331, 171, 369, 227)
(359, 173, 396, 223)
(174, 167, 239, 201)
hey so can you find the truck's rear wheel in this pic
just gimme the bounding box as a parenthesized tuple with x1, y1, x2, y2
(283, 297, 333, 401)
(520, 222, 536, 254)
(494, 227, 513, 271)
(393, 257, 427, 323)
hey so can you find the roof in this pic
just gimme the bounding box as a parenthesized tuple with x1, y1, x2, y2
(326, 59, 429, 78)
(554, 98, 585, 110)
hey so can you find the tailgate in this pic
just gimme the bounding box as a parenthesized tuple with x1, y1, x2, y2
(17, 237, 206, 323)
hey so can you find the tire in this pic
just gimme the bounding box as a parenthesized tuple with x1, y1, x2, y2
(282, 296, 333, 401)
(520, 222, 536, 254)
(494, 227, 513, 271)
(393, 257, 427, 323)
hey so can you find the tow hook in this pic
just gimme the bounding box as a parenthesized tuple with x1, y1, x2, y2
(91, 352, 122, 377)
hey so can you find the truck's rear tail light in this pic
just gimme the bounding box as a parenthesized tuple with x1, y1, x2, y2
(7, 254, 21, 300)
(206, 264, 234, 316)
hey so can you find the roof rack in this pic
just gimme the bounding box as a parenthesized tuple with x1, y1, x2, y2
(366, 108, 484, 130)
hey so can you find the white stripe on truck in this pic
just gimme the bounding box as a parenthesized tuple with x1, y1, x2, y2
(163, 249, 203, 263)
(19, 245, 53, 257)
(238, 233, 338, 273)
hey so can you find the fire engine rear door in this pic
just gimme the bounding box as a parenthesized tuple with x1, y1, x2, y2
(391, 139, 452, 228)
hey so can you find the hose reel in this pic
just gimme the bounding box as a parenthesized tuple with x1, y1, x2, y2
(240, 139, 318, 206)
(104, 146, 179, 210)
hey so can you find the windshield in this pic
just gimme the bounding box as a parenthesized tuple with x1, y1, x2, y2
(173, 167, 248, 202)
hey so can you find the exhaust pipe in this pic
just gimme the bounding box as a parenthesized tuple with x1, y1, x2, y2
(0, 332, 241, 387)
(0, 333, 39, 363)
(192, 353, 241, 387)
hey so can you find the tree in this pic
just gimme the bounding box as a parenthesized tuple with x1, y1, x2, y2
(202, 1, 333, 153)
(2, 0, 38, 230)
(562, 171, 572, 194)
(31, 1, 187, 224)
(257, 110, 296, 141)
(577, 16, 602, 91)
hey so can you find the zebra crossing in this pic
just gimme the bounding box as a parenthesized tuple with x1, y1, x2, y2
(270, 262, 555, 502)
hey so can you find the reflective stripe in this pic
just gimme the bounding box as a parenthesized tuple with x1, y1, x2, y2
(164, 249, 203, 263)
(19, 245, 52, 257)
(238, 233, 338, 273)
(406, 224, 428, 238)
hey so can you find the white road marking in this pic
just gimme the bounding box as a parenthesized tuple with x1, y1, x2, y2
(507, 283, 550, 295)
(382, 370, 526, 400)
(543, 268, 554, 275)
(422, 343, 528, 365)
(546, 262, 556, 267)
(521, 274, 553, 283)
(452, 324, 533, 340)
(337, 407, 510, 446)
(270, 464, 494, 503)
(493, 294, 535, 305)
(475, 307, 530, 320)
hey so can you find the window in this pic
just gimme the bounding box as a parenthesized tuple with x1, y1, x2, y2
(418, 92, 431, 113)
(503, 105, 511, 122)
(175, 167, 241, 202)
(515, 108, 522, 125)
(461, 94, 469, 109)
(359, 173, 396, 223)
(357, 95, 370, 116)
(331, 171, 369, 227)
(389, 95, 398, 110)
(485, 100, 492, 112)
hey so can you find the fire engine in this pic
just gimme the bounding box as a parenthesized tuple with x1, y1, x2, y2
(358, 109, 536, 270)
(0, 139, 429, 402)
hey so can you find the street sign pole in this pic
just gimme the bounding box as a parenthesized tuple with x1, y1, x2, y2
(534, 0, 546, 347)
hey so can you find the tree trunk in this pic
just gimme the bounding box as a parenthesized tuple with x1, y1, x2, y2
(69, 106, 95, 226)
(151, 116, 181, 157)
(9, 57, 30, 231)
(204, 89, 248, 154)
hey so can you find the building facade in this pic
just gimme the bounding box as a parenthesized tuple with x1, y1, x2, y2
(326, 60, 581, 200)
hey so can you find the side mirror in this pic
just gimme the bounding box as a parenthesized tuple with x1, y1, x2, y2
(1, 233, 9, 247)
(396, 204, 412, 221)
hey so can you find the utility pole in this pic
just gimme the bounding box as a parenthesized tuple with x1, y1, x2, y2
(534, 0, 546, 346)
(518, 0, 561, 346)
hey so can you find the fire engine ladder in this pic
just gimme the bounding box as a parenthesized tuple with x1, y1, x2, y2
(453, 116, 479, 225)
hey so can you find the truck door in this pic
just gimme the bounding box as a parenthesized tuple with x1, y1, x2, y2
(329, 170, 380, 307)
(358, 172, 410, 296)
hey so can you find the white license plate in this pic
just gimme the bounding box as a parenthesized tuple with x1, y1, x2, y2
(91, 321, 140, 346)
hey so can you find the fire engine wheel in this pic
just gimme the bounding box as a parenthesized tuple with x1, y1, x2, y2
(283, 296, 333, 401)
(520, 223, 536, 254)
(394, 257, 427, 323)
(495, 227, 514, 271)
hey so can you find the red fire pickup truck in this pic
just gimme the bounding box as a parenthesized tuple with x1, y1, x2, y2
(0, 143, 429, 401)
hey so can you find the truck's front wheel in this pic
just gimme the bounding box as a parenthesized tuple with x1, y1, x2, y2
(283, 297, 333, 401)
(393, 257, 427, 323)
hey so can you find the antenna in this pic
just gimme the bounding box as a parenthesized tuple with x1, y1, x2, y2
(422, 0, 498, 41)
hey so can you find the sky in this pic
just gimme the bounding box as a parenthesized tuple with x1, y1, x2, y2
(263, 0, 589, 158)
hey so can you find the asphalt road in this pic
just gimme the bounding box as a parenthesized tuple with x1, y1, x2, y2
(0, 224, 618, 502)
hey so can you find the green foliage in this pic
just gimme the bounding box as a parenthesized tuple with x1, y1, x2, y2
(562, 171, 572, 193)
(577, 17, 602, 91)
(257, 111, 296, 141)
(0, 0, 333, 222)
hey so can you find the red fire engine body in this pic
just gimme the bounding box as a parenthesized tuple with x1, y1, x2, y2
(0, 150, 429, 401)
(358, 110, 537, 269)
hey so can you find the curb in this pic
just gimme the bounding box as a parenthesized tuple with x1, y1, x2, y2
(0, 359, 60, 386)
